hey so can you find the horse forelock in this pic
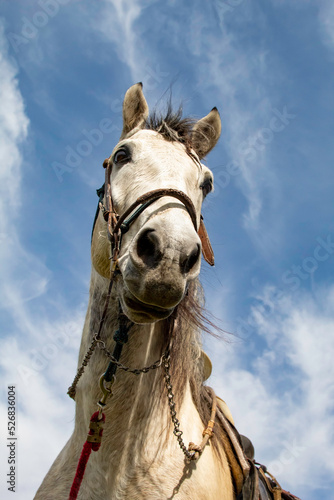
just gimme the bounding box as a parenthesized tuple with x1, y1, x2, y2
(146, 104, 196, 154)
(146, 103, 219, 164)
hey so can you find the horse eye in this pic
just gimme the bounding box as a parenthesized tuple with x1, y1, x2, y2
(200, 178, 213, 197)
(114, 148, 130, 165)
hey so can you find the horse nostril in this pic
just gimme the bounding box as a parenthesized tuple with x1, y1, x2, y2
(136, 229, 162, 268)
(180, 243, 201, 274)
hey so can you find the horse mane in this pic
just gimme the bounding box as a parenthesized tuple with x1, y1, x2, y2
(146, 104, 195, 153)
(161, 279, 226, 459)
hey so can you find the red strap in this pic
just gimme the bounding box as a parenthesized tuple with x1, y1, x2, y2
(68, 411, 105, 500)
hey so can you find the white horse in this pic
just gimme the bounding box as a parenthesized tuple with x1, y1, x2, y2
(35, 83, 251, 499)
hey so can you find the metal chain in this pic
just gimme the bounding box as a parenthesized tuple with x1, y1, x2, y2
(67, 254, 119, 400)
(96, 337, 166, 375)
(68, 336, 211, 464)
(162, 352, 196, 461)
(68, 333, 166, 399)
(68, 336, 98, 399)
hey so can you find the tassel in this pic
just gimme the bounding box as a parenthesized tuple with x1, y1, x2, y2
(68, 411, 105, 500)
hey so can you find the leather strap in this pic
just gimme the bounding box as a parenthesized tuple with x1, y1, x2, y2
(198, 216, 214, 266)
(113, 188, 198, 234)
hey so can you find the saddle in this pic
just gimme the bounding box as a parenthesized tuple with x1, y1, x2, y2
(201, 352, 301, 500)
(215, 399, 301, 500)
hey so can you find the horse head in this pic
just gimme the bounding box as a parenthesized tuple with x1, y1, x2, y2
(91, 83, 221, 323)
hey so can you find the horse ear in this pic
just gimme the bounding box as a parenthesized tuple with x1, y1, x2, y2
(191, 107, 221, 159)
(121, 82, 149, 139)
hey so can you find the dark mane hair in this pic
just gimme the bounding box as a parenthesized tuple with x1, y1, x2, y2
(146, 103, 218, 162)
(146, 104, 196, 153)
(161, 279, 228, 460)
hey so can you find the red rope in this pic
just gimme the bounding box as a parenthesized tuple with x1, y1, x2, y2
(68, 411, 105, 500)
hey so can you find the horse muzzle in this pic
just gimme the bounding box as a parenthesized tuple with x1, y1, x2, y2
(118, 213, 202, 323)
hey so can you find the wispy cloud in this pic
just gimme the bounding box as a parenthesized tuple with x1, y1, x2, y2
(318, 0, 334, 53)
(0, 25, 28, 217)
(0, 313, 84, 499)
(95, 0, 145, 79)
(93, 0, 171, 103)
(0, 23, 50, 321)
(187, 7, 297, 253)
(0, 23, 83, 499)
(208, 283, 334, 497)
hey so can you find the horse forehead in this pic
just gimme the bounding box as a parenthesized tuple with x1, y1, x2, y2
(115, 130, 201, 169)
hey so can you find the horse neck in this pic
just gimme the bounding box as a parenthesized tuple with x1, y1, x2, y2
(69, 270, 234, 499)
(74, 267, 194, 440)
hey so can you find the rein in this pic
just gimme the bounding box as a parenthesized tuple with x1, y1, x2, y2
(67, 158, 217, 500)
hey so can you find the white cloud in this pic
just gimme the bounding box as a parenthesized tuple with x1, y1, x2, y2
(95, 0, 144, 79)
(318, 0, 334, 53)
(0, 22, 51, 321)
(206, 284, 334, 498)
(93, 0, 171, 105)
(186, 8, 285, 252)
(0, 314, 84, 499)
(0, 23, 84, 499)
(0, 24, 29, 220)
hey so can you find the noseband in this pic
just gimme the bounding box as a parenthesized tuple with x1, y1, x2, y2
(94, 158, 215, 266)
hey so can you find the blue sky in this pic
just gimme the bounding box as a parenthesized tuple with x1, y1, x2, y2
(1, 1, 334, 498)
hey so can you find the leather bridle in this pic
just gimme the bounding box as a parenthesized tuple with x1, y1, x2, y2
(69, 150, 301, 500)
(67, 156, 218, 499)
(96, 157, 215, 266)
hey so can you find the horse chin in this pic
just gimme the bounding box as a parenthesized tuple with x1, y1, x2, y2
(119, 287, 175, 324)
